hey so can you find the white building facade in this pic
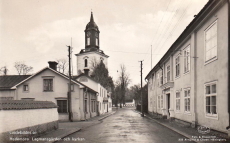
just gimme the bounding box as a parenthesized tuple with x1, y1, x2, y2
(146, 0, 230, 135)
(75, 74, 112, 115)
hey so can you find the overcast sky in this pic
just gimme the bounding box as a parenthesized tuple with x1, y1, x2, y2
(0, 0, 208, 86)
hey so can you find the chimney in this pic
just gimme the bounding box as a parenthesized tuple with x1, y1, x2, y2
(48, 61, 58, 71)
(84, 69, 89, 76)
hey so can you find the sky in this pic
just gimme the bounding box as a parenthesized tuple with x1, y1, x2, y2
(0, 0, 208, 86)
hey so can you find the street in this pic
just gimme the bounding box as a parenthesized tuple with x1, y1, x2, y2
(57, 107, 193, 143)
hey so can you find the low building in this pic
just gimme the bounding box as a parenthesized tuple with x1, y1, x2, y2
(0, 75, 31, 100)
(0, 62, 98, 121)
(145, 0, 230, 135)
(74, 72, 112, 115)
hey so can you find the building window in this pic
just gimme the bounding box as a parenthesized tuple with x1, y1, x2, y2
(85, 99, 87, 112)
(157, 72, 159, 86)
(96, 38, 98, 46)
(91, 100, 96, 112)
(184, 88, 190, 112)
(175, 56, 180, 77)
(205, 82, 217, 117)
(57, 100, 67, 113)
(176, 92, 180, 111)
(23, 85, 29, 92)
(43, 79, 53, 91)
(158, 95, 160, 109)
(85, 59, 88, 67)
(94, 101, 96, 112)
(160, 95, 163, 108)
(166, 65, 170, 82)
(91, 100, 93, 112)
(99, 88, 101, 97)
(157, 71, 163, 86)
(87, 38, 90, 45)
(205, 20, 217, 63)
(184, 45, 190, 73)
(160, 71, 163, 85)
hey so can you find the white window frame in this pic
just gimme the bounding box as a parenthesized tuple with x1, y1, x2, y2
(84, 59, 88, 67)
(157, 70, 163, 86)
(160, 70, 163, 85)
(204, 81, 218, 119)
(166, 65, 170, 82)
(175, 55, 180, 78)
(157, 72, 160, 86)
(87, 37, 90, 45)
(23, 84, 29, 92)
(151, 74, 154, 90)
(204, 20, 217, 64)
(43, 78, 54, 92)
(184, 45, 190, 73)
(96, 38, 98, 46)
(184, 88, 191, 113)
(157, 95, 161, 109)
(176, 91, 180, 112)
(160, 95, 163, 109)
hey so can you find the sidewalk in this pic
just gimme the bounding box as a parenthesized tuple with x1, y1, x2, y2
(26, 111, 116, 143)
(133, 109, 229, 143)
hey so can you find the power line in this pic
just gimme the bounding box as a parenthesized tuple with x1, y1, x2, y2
(152, 0, 184, 53)
(141, 0, 172, 64)
(150, 0, 172, 45)
(104, 49, 163, 55)
(151, 0, 191, 64)
(147, 0, 184, 67)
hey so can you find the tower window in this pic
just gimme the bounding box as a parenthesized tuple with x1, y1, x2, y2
(85, 59, 88, 67)
(96, 38, 98, 46)
(87, 38, 90, 45)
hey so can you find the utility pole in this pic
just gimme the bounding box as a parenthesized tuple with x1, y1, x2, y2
(67, 45, 73, 122)
(139, 60, 144, 117)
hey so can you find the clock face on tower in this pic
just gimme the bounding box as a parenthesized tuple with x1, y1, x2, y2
(87, 32, 91, 37)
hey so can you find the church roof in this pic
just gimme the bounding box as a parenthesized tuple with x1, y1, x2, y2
(75, 49, 109, 58)
(85, 12, 99, 31)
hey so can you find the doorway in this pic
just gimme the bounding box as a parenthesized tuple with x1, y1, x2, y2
(166, 93, 170, 118)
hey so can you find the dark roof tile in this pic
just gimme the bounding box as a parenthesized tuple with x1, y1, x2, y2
(0, 75, 31, 90)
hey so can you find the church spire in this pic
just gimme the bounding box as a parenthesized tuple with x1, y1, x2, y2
(90, 11, 94, 23)
(85, 12, 100, 51)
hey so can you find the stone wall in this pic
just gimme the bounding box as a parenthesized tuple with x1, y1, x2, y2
(0, 100, 58, 142)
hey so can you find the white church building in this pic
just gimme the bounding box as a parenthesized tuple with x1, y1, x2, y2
(75, 12, 112, 115)
(75, 12, 109, 76)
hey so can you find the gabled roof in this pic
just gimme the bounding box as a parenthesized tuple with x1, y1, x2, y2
(0, 75, 31, 90)
(12, 67, 98, 93)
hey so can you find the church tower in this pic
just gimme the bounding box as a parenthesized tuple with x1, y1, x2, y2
(75, 12, 109, 75)
(85, 12, 100, 51)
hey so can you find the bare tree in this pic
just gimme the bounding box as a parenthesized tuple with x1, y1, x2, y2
(0, 66, 8, 75)
(117, 64, 130, 108)
(14, 62, 33, 75)
(57, 59, 68, 74)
